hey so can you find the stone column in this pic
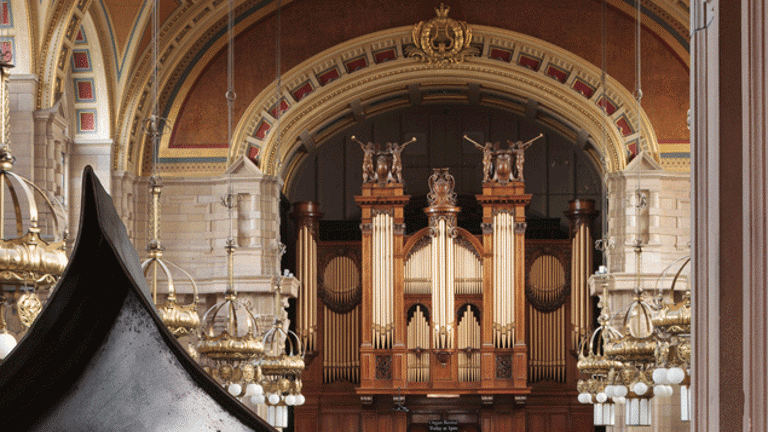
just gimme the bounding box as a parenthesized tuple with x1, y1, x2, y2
(690, 0, 745, 431)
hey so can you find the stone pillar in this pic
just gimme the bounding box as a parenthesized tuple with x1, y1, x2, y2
(690, 0, 745, 431)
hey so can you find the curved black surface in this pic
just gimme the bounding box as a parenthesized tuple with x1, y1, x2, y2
(0, 167, 275, 431)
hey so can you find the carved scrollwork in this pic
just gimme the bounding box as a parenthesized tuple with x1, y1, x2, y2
(375, 355, 392, 380)
(405, 3, 480, 65)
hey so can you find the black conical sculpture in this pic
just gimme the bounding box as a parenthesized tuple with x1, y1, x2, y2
(0, 167, 275, 431)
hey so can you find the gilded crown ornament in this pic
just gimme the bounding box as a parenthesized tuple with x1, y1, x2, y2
(406, 3, 479, 65)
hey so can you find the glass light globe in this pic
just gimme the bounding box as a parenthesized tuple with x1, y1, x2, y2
(596, 392, 608, 403)
(613, 396, 626, 405)
(632, 382, 648, 396)
(578, 393, 590, 404)
(285, 395, 297, 406)
(295, 394, 306, 406)
(652, 368, 669, 384)
(227, 383, 242, 397)
(614, 385, 628, 398)
(245, 383, 264, 396)
(604, 385, 615, 398)
(268, 394, 280, 405)
(250, 394, 266, 405)
(0, 332, 17, 359)
(667, 367, 685, 384)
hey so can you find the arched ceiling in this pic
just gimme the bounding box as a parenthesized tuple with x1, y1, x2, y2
(26, 0, 690, 175)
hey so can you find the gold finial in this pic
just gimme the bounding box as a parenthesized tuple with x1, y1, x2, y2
(435, 3, 450, 17)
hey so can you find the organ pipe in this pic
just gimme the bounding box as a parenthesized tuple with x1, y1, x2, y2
(457, 305, 480, 382)
(404, 238, 431, 294)
(431, 218, 455, 350)
(527, 253, 568, 383)
(372, 211, 394, 349)
(323, 305, 361, 384)
(493, 211, 515, 348)
(294, 202, 322, 353)
(407, 305, 430, 382)
(565, 199, 597, 351)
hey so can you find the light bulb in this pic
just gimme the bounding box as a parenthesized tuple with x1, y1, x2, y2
(285, 395, 296, 406)
(596, 392, 608, 403)
(613, 396, 626, 405)
(578, 393, 591, 404)
(652, 367, 669, 384)
(245, 383, 264, 396)
(667, 367, 685, 384)
(227, 383, 242, 397)
(632, 382, 648, 396)
(250, 394, 266, 405)
(268, 394, 280, 405)
(604, 385, 615, 398)
(295, 394, 306, 406)
(0, 332, 17, 359)
(614, 385, 628, 398)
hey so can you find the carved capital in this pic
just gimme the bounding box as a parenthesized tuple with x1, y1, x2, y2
(394, 223, 406, 235)
(481, 222, 493, 234)
(515, 222, 527, 234)
(359, 223, 372, 234)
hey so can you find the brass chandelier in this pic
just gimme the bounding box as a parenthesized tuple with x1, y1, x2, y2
(0, 58, 68, 361)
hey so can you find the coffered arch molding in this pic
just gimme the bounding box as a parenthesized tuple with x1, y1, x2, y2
(232, 25, 659, 190)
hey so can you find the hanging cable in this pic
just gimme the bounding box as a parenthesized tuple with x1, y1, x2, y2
(225, 0, 237, 295)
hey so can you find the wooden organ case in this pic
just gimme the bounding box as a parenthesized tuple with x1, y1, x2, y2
(294, 139, 596, 432)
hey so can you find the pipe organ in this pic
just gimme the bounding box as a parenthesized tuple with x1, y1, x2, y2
(371, 210, 395, 349)
(406, 304, 430, 382)
(565, 200, 598, 351)
(294, 140, 595, 432)
(492, 210, 516, 349)
(525, 246, 570, 383)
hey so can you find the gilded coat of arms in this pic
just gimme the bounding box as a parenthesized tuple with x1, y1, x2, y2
(406, 3, 479, 65)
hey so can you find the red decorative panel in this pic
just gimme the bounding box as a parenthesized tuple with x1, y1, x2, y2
(0, 41, 11, 63)
(72, 51, 90, 70)
(254, 119, 272, 140)
(374, 49, 397, 63)
(77, 81, 93, 100)
(572, 79, 594, 98)
(598, 96, 617, 115)
(616, 116, 633, 136)
(317, 68, 340, 85)
(628, 141, 638, 157)
(518, 55, 541, 71)
(268, 99, 290, 119)
(291, 81, 314, 102)
(247, 143, 260, 163)
(79, 112, 95, 131)
(545, 65, 568, 83)
(489, 47, 512, 62)
(1, 3, 9, 26)
(75, 28, 86, 43)
(344, 56, 368, 73)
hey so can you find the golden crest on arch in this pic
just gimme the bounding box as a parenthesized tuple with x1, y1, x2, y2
(406, 3, 479, 65)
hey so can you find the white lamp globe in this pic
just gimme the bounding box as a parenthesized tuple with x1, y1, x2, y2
(652, 368, 669, 384)
(285, 395, 297, 406)
(245, 383, 264, 396)
(250, 394, 266, 405)
(603, 386, 614, 398)
(227, 383, 242, 397)
(295, 394, 306, 406)
(667, 367, 686, 384)
(0, 332, 17, 359)
(632, 382, 649, 396)
(613, 396, 626, 405)
(577, 393, 590, 404)
(596, 392, 608, 403)
(614, 385, 628, 398)
(268, 394, 281, 405)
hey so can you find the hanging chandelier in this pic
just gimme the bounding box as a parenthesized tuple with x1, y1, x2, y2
(256, 278, 305, 428)
(0, 56, 68, 362)
(140, 0, 200, 341)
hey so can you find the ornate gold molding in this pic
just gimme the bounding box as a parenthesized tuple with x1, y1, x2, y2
(405, 4, 479, 65)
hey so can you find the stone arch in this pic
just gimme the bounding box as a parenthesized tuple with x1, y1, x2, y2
(231, 25, 659, 188)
